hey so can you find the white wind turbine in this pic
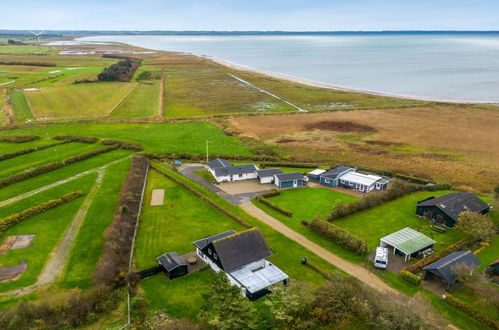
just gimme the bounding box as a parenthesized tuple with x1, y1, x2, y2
(29, 31, 45, 46)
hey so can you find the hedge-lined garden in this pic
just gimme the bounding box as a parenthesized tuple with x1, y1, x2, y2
(255, 190, 293, 217)
(0, 141, 68, 161)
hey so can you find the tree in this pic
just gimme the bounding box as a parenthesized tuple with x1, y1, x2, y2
(455, 211, 496, 241)
(451, 262, 482, 284)
(198, 273, 258, 329)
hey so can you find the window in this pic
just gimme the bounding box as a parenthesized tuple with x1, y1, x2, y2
(239, 174, 243, 178)
(208, 248, 212, 255)
(214, 253, 218, 260)
(325, 179, 330, 183)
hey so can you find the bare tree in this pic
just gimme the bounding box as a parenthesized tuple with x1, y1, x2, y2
(455, 211, 496, 241)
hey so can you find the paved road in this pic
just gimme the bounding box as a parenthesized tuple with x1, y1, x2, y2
(240, 202, 398, 295)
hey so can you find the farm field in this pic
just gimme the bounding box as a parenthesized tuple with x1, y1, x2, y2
(8, 89, 33, 122)
(110, 81, 160, 118)
(0, 122, 252, 154)
(0, 45, 49, 55)
(0, 138, 59, 154)
(25, 82, 136, 118)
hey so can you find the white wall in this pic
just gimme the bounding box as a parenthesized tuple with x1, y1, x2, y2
(259, 176, 273, 184)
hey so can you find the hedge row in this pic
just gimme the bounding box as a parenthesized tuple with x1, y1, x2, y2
(0, 191, 83, 232)
(0, 135, 40, 143)
(0, 147, 117, 189)
(356, 166, 434, 185)
(54, 135, 98, 144)
(327, 180, 452, 221)
(0, 141, 68, 161)
(0, 61, 56, 67)
(101, 139, 143, 151)
(444, 294, 499, 329)
(303, 219, 368, 255)
(151, 165, 252, 229)
(400, 270, 421, 286)
(255, 194, 293, 217)
(145, 152, 279, 162)
(94, 155, 149, 287)
(403, 238, 472, 274)
(259, 190, 281, 198)
(260, 162, 318, 169)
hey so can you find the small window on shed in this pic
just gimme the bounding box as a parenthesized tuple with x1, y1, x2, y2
(214, 253, 218, 260)
(325, 179, 330, 183)
(208, 248, 212, 255)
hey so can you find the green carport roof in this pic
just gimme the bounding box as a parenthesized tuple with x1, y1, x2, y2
(380, 227, 435, 256)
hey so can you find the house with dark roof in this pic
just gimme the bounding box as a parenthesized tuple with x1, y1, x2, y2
(257, 168, 282, 184)
(193, 228, 288, 300)
(319, 166, 354, 187)
(422, 250, 481, 288)
(274, 172, 306, 189)
(416, 192, 490, 227)
(207, 158, 258, 183)
(317, 166, 389, 192)
(157, 252, 188, 280)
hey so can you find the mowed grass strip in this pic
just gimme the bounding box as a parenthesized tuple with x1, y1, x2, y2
(0, 174, 97, 293)
(0, 142, 103, 179)
(25, 82, 136, 118)
(109, 81, 160, 118)
(61, 158, 131, 289)
(9, 89, 34, 122)
(0, 122, 252, 154)
(0, 139, 57, 155)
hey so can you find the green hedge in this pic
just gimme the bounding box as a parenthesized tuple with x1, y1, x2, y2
(303, 219, 368, 255)
(255, 192, 293, 217)
(444, 294, 499, 329)
(146, 152, 278, 162)
(0, 141, 68, 161)
(54, 135, 98, 144)
(63, 146, 118, 165)
(0, 191, 83, 232)
(400, 270, 421, 285)
(101, 139, 143, 151)
(0, 135, 40, 143)
(260, 162, 318, 169)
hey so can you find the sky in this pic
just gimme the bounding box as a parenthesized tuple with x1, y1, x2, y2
(1, 0, 498, 31)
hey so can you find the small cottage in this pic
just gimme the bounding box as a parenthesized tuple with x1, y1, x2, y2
(416, 192, 490, 227)
(157, 252, 188, 280)
(318, 166, 389, 192)
(207, 158, 258, 183)
(274, 172, 305, 189)
(257, 168, 282, 184)
(319, 166, 354, 187)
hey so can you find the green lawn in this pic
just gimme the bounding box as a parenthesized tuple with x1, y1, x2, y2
(333, 190, 468, 251)
(9, 89, 34, 122)
(477, 235, 499, 271)
(61, 158, 131, 289)
(0, 122, 252, 154)
(110, 81, 160, 118)
(0, 138, 58, 154)
(452, 286, 498, 320)
(193, 168, 216, 184)
(0, 174, 97, 293)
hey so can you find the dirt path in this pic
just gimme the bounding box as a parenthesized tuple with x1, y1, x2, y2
(240, 202, 397, 294)
(158, 71, 166, 117)
(37, 169, 105, 285)
(0, 155, 130, 208)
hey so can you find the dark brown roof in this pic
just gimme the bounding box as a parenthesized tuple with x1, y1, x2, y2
(212, 228, 272, 272)
(417, 192, 489, 221)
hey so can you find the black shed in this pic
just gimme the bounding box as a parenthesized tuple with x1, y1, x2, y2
(422, 250, 481, 288)
(157, 252, 188, 280)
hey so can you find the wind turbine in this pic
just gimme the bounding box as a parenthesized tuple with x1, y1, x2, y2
(29, 31, 44, 46)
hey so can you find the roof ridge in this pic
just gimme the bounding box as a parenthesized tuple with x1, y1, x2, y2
(435, 250, 469, 268)
(214, 227, 257, 243)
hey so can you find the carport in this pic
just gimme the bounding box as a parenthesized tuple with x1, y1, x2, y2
(380, 227, 435, 262)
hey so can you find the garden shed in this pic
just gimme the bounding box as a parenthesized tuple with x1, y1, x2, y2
(380, 227, 435, 262)
(422, 250, 480, 288)
(157, 252, 188, 280)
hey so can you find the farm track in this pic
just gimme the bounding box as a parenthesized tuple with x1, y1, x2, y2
(158, 71, 166, 117)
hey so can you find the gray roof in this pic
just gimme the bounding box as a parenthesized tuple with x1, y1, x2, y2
(417, 192, 489, 221)
(378, 178, 390, 184)
(212, 228, 272, 273)
(214, 164, 257, 177)
(157, 252, 187, 272)
(208, 158, 232, 169)
(321, 166, 354, 179)
(423, 250, 481, 283)
(274, 172, 305, 182)
(257, 168, 282, 178)
(229, 260, 288, 294)
(193, 230, 236, 250)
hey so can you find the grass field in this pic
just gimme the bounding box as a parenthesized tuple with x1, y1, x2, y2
(0, 45, 49, 55)
(109, 81, 159, 118)
(0, 174, 97, 293)
(61, 158, 131, 288)
(0, 122, 252, 154)
(193, 168, 216, 184)
(9, 89, 33, 122)
(477, 235, 499, 271)
(0, 138, 58, 154)
(25, 82, 136, 118)
(333, 190, 467, 250)
(0, 89, 6, 124)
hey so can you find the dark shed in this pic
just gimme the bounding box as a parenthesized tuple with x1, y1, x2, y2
(157, 252, 188, 280)
(422, 250, 481, 288)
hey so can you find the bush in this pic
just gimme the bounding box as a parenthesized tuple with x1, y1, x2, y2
(444, 294, 499, 329)
(145, 152, 279, 163)
(101, 139, 143, 151)
(255, 194, 293, 217)
(0, 141, 68, 161)
(63, 146, 118, 165)
(54, 135, 98, 144)
(260, 162, 318, 169)
(400, 270, 421, 285)
(0, 191, 83, 232)
(304, 219, 368, 255)
(0, 135, 40, 143)
(98, 59, 141, 82)
(94, 155, 149, 287)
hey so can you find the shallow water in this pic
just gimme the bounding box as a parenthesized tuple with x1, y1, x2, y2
(81, 33, 499, 102)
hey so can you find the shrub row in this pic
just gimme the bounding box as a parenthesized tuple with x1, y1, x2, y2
(303, 219, 368, 255)
(327, 180, 451, 221)
(0, 141, 68, 161)
(101, 139, 143, 151)
(0, 135, 40, 143)
(444, 294, 499, 329)
(0, 147, 117, 189)
(255, 194, 293, 217)
(145, 152, 279, 162)
(94, 155, 149, 287)
(403, 238, 472, 274)
(0, 61, 56, 67)
(260, 162, 318, 169)
(400, 270, 421, 286)
(0, 191, 83, 232)
(356, 166, 434, 185)
(151, 165, 252, 229)
(259, 190, 281, 198)
(54, 135, 99, 144)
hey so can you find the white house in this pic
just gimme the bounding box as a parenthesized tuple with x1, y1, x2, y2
(256, 168, 282, 184)
(338, 171, 389, 193)
(207, 158, 258, 183)
(193, 228, 289, 300)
